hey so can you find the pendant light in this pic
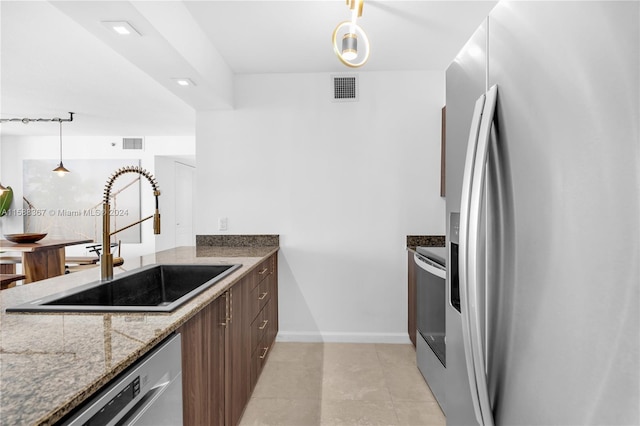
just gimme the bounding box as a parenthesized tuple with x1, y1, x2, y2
(1, 112, 74, 176)
(52, 118, 70, 176)
(332, 0, 370, 68)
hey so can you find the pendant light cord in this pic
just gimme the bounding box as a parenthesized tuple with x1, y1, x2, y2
(50, 113, 72, 174)
(59, 120, 63, 162)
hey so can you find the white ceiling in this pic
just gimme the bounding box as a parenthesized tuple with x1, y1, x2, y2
(0, 0, 496, 137)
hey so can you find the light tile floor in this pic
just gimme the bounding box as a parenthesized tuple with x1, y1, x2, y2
(239, 342, 446, 426)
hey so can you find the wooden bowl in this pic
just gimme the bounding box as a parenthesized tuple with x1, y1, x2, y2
(3, 233, 48, 244)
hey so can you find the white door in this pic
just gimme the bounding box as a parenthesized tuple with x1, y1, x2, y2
(174, 162, 195, 247)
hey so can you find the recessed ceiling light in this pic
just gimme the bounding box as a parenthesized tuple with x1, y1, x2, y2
(172, 78, 196, 87)
(101, 21, 141, 37)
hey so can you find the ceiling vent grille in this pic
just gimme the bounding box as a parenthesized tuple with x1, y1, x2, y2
(122, 137, 144, 150)
(331, 75, 358, 102)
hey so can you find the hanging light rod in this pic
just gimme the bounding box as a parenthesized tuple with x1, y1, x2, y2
(0, 112, 74, 124)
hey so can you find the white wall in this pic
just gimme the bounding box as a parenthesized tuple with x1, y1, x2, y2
(196, 71, 445, 343)
(0, 134, 194, 258)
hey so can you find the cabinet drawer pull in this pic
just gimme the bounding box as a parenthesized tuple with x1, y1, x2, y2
(259, 319, 269, 330)
(258, 292, 268, 300)
(220, 291, 231, 326)
(259, 346, 269, 359)
(258, 267, 269, 275)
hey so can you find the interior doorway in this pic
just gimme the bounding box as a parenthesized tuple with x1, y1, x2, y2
(175, 161, 195, 247)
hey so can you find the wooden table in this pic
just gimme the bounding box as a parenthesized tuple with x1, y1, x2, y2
(0, 239, 93, 283)
(0, 274, 27, 289)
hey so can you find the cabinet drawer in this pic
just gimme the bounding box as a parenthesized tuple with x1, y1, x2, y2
(250, 330, 273, 388)
(249, 273, 273, 321)
(250, 295, 277, 387)
(252, 256, 274, 289)
(250, 298, 272, 353)
(265, 289, 278, 346)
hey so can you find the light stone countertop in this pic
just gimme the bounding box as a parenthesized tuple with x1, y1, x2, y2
(0, 245, 278, 426)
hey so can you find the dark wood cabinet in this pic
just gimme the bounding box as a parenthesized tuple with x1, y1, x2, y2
(180, 252, 279, 426)
(408, 251, 417, 347)
(178, 292, 226, 426)
(227, 274, 251, 426)
(249, 255, 278, 389)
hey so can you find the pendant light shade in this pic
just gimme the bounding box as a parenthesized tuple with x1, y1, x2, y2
(53, 119, 70, 175)
(342, 33, 358, 60)
(53, 162, 70, 175)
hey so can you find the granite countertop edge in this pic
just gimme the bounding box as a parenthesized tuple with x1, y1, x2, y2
(406, 235, 445, 251)
(1, 243, 278, 426)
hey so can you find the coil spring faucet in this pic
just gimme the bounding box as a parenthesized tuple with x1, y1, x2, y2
(101, 166, 161, 281)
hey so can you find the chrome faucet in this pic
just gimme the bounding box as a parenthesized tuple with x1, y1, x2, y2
(101, 166, 161, 281)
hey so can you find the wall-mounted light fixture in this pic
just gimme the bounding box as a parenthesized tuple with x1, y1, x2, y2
(332, 0, 370, 68)
(52, 118, 71, 176)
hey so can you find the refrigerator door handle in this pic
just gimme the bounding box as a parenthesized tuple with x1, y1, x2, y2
(459, 91, 486, 425)
(467, 84, 499, 426)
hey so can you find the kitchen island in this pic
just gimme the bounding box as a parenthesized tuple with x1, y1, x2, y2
(0, 244, 278, 425)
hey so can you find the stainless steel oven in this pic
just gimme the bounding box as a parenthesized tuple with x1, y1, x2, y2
(415, 246, 446, 412)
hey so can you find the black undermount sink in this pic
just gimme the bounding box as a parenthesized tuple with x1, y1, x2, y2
(6, 264, 242, 313)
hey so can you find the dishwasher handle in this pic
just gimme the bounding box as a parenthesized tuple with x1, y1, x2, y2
(61, 334, 183, 426)
(118, 371, 183, 425)
(414, 253, 446, 279)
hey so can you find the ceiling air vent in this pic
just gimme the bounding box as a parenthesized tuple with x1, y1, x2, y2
(122, 137, 144, 150)
(331, 75, 358, 102)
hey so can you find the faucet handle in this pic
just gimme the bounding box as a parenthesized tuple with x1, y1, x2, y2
(113, 240, 124, 267)
(153, 210, 161, 235)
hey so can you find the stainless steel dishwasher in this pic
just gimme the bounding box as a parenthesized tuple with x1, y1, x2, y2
(60, 333, 183, 426)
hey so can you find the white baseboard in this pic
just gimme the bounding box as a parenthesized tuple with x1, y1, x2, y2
(276, 331, 411, 344)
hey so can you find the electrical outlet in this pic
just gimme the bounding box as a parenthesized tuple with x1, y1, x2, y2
(218, 217, 228, 231)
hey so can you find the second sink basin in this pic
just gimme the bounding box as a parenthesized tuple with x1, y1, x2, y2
(7, 263, 242, 313)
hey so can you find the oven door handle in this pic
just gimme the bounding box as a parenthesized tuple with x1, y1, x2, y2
(414, 253, 446, 279)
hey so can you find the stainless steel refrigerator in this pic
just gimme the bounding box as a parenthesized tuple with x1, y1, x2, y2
(444, 2, 639, 425)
